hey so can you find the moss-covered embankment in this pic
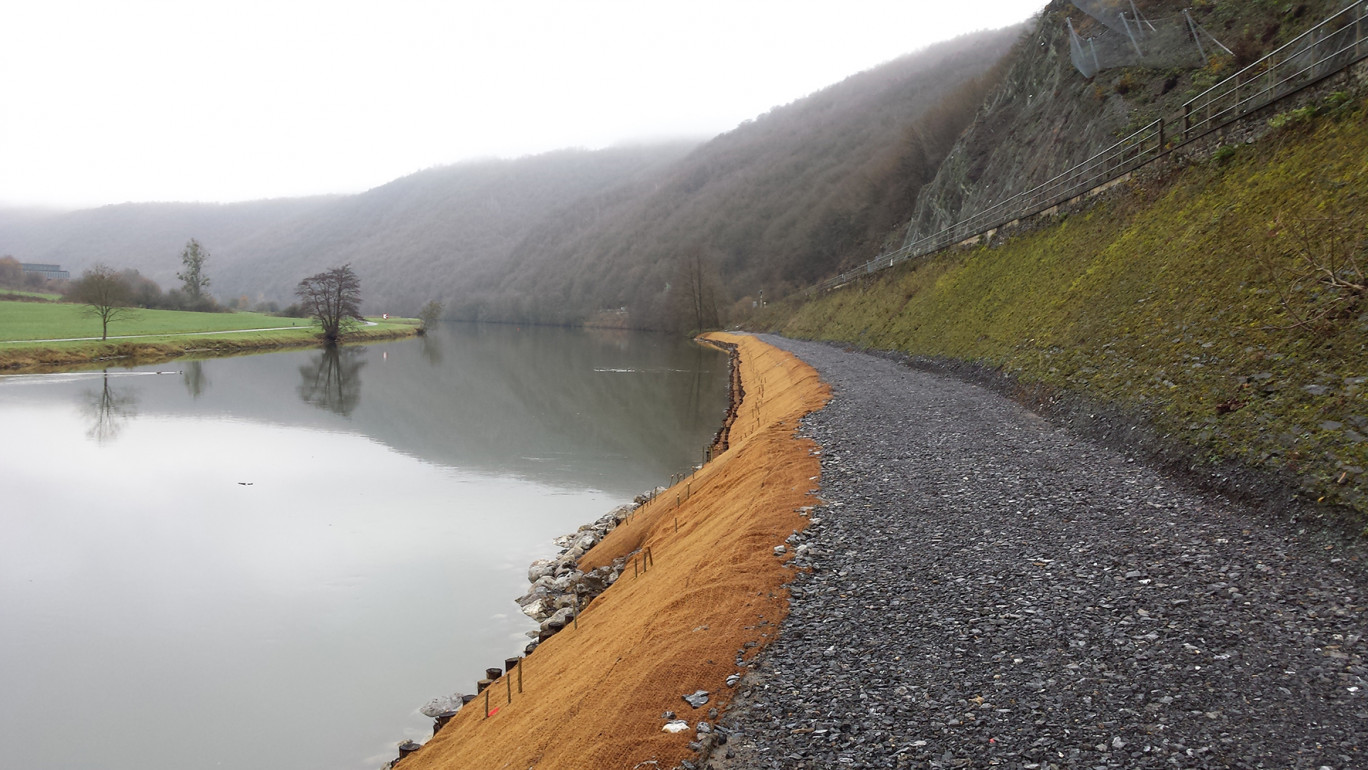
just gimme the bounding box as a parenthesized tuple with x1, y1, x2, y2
(396, 333, 829, 770)
(766, 96, 1368, 528)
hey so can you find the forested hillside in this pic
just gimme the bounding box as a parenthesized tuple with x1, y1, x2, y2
(3, 1, 1340, 330)
(0, 25, 1023, 327)
(215, 145, 704, 312)
(0, 145, 696, 313)
(453, 25, 1026, 328)
(0, 197, 337, 287)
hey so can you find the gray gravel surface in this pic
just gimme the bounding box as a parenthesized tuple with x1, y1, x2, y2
(708, 337, 1367, 770)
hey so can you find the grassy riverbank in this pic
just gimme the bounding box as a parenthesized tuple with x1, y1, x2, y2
(395, 333, 828, 770)
(763, 96, 1368, 526)
(0, 300, 420, 370)
(0, 290, 62, 302)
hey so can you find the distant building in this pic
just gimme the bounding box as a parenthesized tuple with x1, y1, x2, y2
(20, 263, 69, 280)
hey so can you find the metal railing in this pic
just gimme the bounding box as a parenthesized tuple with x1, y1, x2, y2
(810, 0, 1368, 295)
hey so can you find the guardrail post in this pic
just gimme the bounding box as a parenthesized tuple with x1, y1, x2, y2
(1156, 118, 1165, 151)
(1359, 2, 1365, 59)
(1182, 103, 1191, 141)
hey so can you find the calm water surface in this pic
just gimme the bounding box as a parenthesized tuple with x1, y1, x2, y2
(0, 324, 729, 770)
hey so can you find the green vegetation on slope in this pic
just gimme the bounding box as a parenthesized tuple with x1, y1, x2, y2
(772, 96, 1368, 521)
(0, 290, 60, 302)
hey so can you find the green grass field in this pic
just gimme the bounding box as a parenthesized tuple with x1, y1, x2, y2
(0, 290, 62, 302)
(0, 300, 419, 370)
(0, 301, 312, 342)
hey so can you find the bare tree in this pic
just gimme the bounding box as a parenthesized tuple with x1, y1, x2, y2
(84, 370, 138, 442)
(183, 361, 210, 399)
(297, 346, 366, 415)
(72, 263, 136, 340)
(671, 247, 725, 333)
(1260, 211, 1367, 331)
(294, 264, 364, 343)
(176, 239, 211, 303)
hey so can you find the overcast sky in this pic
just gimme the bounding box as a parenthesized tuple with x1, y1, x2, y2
(1, 0, 1042, 209)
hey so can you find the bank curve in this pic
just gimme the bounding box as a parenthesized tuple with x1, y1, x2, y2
(398, 332, 830, 770)
(713, 336, 1368, 769)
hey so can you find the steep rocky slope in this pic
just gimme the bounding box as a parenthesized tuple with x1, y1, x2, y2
(907, 0, 1343, 240)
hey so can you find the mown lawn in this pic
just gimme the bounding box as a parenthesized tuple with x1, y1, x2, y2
(0, 290, 62, 301)
(0, 301, 307, 342)
(0, 301, 420, 371)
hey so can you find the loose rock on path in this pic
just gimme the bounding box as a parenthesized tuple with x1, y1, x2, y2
(712, 336, 1367, 770)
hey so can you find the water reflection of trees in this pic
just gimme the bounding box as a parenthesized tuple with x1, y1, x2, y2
(298, 346, 366, 416)
(182, 361, 210, 399)
(363, 326, 731, 483)
(419, 335, 443, 366)
(84, 370, 138, 443)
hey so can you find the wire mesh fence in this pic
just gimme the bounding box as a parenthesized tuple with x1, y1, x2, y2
(1068, 0, 1207, 78)
(1180, 1, 1367, 139)
(809, 0, 1368, 295)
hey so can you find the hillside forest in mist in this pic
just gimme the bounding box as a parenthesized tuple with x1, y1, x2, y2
(1, 0, 1336, 331)
(0, 25, 1021, 330)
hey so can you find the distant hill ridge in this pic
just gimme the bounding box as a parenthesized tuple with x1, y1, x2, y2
(0, 26, 1023, 327)
(1, 1, 1339, 329)
(0, 145, 696, 316)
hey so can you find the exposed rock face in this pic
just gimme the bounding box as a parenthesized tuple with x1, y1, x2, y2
(908, 1, 1126, 239)
(906, 0, 1343, 243)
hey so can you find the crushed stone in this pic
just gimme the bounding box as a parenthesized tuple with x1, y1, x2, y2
(710, 337, 1368, 770)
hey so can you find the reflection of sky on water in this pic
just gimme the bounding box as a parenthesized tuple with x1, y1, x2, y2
(0, 325, 729, 770)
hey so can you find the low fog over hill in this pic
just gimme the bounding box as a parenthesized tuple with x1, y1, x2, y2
(5, 1, 1335, 330)
(0, 26, 1023, 328)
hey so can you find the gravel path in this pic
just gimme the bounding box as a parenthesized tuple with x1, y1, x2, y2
(710, 337, 1367, 770)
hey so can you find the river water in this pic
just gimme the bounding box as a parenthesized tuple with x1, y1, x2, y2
(0, 324, 730, 770)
